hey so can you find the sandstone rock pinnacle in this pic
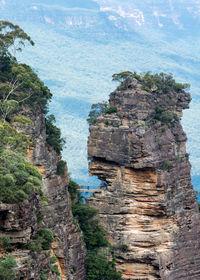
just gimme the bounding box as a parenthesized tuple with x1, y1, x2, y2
(87, 75, 200, 280)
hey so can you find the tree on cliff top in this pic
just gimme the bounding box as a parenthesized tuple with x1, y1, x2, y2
(0, 21, 36, 121)
(0, 22, 52, 120)
(0, 21, 34, 57)
(112, 71, 190, 93)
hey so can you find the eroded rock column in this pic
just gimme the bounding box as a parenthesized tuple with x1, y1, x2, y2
(87, 77, 200, 280)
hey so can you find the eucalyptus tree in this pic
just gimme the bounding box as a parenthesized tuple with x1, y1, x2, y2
(0, 20, 34, 57)
(0, 21, 36, 122)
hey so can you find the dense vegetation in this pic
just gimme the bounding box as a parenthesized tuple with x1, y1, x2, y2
(68, 179, 80, 201)
(72, 204, 109, 250)
(26, 227, 60, 279)
(0, 21, 34, 58)
(0, 59, 52, 118)
(0, 121, 30, 153)
(0, 87, 43, 205)
(56, 160, 67, 176)
(0, 21, 64, 154)
(0, 21, 63, 279)
(88, 71, 189, 127)
(46, 114, 65, 154)
(112, 71, 190, 93)
(0, 237, 11, 252)
(70, 179, 122, 280)
(27, 228, 54, 252)
(87, 101, 117, 125)
(0, 255, 18, 280)
(0, 21, 65, 206)
(0, 150, 42, 203)
(86, 252, 122, 280)
(152, 105, 178, 128)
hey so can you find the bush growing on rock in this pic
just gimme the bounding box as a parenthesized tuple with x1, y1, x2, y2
(0, 150, 42, 203)
(45, 114, 66, 154)
(36, 228, 54, 250)
(161, 160, 173, 171)
(72, 204, 108, 250)
(0, 121, 30, 153)
(0, 255, 17, 280)
(87, 102, 117, 125)
(112, 70, 190, 93)
(153, 106, 178, 127)
(27, 228, 54, 252)
(0, 236, 11, 252)
(56, 160, 67, 176)
(86, 251, 122, 280)
(68, 179, 80, 202)
(112, 71, 139, 84)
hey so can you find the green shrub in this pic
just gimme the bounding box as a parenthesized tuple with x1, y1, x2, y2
(161, 160, 173, 171)
(175, 135, 181, 142)
(68, 179, 79, 201)
(0, 55, 14, 82)
(27, 228, 54, 252)
(140, 72, 190, 93)
(40, 269, 48, 280)
(0, 122, 30, 154)
(72, 204, 108, 250)
(73, 266, 77, 273)
(46, 114, 65, 154)
(51, 264, 60, 276)
(13, 115, 32, 124)
(0, 63, 52, 116)
(86, 251, 122, 280)
(0, 236, 11, 251)
(87, 102, 108, 125)
(153, 106, 177, 127)
(72, 205, 97, 226)
(26, 241, 40, 252)
(36, 228, 54, 250)
(50, 255, 57, 264)
(185, 153, 190, 159)
(56, 160, 67, 176)
(10, 64, 52, 113)
(72, 192, 120, 279)
(87, 102, 117, 125)
(112, 71, 139, 85)
(104, 106, 117, 114)
(0, 255, 18, 280)
(112, 71, 190, 93)
(37, 211, 44, 224)
(158, 143, 163, 150)
(0, 150, 42, 203)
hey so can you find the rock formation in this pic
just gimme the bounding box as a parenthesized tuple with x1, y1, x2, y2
(0, 105, 86, 280)
(87, 76, 200, 279)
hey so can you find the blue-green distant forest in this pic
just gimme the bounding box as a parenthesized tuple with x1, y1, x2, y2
(1, 0, 200, 194)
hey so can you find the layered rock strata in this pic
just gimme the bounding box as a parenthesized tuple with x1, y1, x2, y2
(0, 106, 86, 280)
(87, 77, 200, 280)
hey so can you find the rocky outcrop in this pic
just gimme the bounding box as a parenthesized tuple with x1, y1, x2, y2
(87, 77, 200, 279)
(0, 105, 86, 279)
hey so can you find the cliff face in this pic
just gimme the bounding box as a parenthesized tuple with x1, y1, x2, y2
(27, 108, 86, 280)
(87, 77, 200, 279)
(0, 105, 86, 280)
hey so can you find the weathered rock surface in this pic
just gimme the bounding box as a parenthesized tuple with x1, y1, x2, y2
(27, 108, 86, 280)
(0, 106, 86, 279)
(87, 77, 200, 279)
